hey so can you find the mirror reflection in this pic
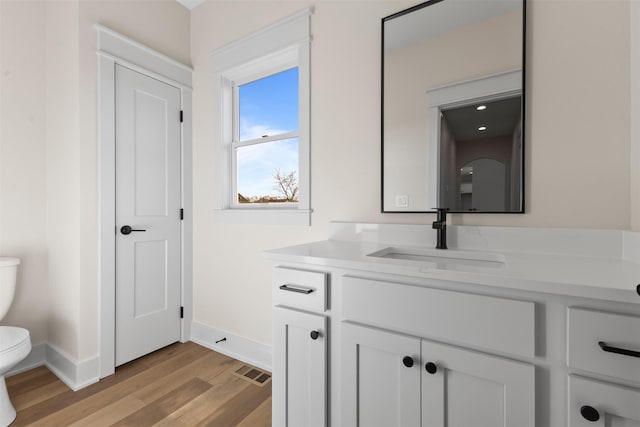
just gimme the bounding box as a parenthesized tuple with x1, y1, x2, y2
(382, 0, 525, 213)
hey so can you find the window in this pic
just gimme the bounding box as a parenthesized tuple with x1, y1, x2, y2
(212, 9, 311, 225)
(235, 67, 299, 205)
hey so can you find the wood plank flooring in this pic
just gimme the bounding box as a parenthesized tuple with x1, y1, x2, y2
(6, 342, 272, 426)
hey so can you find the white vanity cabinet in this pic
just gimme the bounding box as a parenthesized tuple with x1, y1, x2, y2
(272, 267, 328, 427)
(420, 339, 534, 427)
(341, 322, 535, 427)
(340, 276, 535, 427)
(341, 322, 421, 427)
(265, 223, 640, 427)
(568, 376, 640, 427)
(567, 308, 640, 426)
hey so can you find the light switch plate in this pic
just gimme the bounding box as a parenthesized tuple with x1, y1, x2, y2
(395, 195, 409, 208)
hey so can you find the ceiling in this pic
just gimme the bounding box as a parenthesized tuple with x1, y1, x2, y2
(176, 0, 205, 10)
(442, 96, 521, 142)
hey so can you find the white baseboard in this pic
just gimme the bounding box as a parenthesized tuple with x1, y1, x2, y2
(7, 322, 269, 391)
(45, 344, 100, 391)
(190, 321, 272, 372)
(7, 342, 99, 391)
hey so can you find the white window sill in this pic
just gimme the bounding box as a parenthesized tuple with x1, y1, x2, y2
(213, 208, 311, 226)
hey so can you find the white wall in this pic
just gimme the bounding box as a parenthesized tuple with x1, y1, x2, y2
(191, 0, 394, 347)
(517, 0, 630, 230)
(0, 0, 49, 346)
(631, 0, 640, 231)
(45, 0, 82, 360)
(0, 0, 190, 364)
(191, 0, 634, 349)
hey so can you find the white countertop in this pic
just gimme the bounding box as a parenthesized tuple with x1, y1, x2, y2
(264, 223, 640, 304)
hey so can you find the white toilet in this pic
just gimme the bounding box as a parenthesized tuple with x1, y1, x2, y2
(0, 258, 31, 427)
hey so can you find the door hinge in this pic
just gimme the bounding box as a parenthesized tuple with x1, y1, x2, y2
(180, 110, 183, 123)
(180, 208, 184, 220)
(180, 306, 184, 319)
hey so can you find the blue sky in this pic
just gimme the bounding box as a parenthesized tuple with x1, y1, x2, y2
(237, 67, 299, 199)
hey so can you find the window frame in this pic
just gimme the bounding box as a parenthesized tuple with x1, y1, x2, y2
(212, 9, 312, 225)
(232, 58, 300, 208)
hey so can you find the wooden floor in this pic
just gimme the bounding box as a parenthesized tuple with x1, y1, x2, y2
(6, 342, 272, 426)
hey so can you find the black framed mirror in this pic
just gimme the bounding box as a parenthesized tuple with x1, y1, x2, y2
(382, 0, 526, 213)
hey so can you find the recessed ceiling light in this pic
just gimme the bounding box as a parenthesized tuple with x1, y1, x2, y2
(476, 105, 487, 111)
(478, 126, 487, 131)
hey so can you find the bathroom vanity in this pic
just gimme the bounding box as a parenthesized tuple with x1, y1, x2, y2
(265, 223, 640, 427)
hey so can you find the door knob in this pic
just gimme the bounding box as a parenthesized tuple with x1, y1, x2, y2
(580, 405, 600, 422)
(120, 225, 146, 235)
(402, 356, 414, 368)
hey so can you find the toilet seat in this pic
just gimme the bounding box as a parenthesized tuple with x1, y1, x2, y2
(0, 327, 30, 427)
(0, 327, 31, 377)
(0, 327, 30, 356)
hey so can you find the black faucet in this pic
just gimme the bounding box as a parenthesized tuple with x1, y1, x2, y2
(432, 208, 448, 250)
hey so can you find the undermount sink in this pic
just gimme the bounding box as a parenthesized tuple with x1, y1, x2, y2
(367, 246, 505, 269)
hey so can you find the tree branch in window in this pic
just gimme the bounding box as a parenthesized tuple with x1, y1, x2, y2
(273, 169, 299, 202)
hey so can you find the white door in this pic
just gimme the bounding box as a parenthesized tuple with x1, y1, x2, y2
(421, 339, 535, 427)
(341, 322, 421, 427)
(470, 158, 506, 211)
(273, 307, 327, 427)
(115, 64, 182, 366)
(569, 376, 640, 427)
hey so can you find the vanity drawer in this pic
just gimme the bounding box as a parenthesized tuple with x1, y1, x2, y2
(568, 307, 640, 382)
(341, 276, 535, 358)
(273, 267, 327, 312)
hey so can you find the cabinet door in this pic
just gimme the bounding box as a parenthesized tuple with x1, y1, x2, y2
(422, 340, 535, 427)
(341, 322, 421, 427)
(273, 307, 327, 427)
(569, 375, 640, 427)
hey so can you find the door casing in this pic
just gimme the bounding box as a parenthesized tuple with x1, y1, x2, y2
(96, 25, 193, 378)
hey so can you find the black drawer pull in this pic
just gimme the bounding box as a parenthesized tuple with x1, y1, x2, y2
(598, 341, 640, 358)
(279, 284, 314, 294)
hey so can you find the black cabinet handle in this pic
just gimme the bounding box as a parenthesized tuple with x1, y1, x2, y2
(636, 283, 640, 296)
(310, 330, 320, 340)
(402, 356, 414, 368)
(425, 362, 438, 374)
(580, 405, 600, 422)
(120, 225, 146, 235)
(598, 341, 640, 358)
(279, 284, 314, 294)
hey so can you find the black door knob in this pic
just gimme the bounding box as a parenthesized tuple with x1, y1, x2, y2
(425, 362, 438, 374)
(120, 225, 146, 235)
(402, 356, 414, 368)
(310, 330, 320, 340)
(580, 405, 600, 422)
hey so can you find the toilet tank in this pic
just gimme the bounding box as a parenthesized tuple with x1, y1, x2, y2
(0, 257, 20, 322)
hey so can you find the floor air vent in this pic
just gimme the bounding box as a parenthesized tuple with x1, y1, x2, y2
(233, 365, 272, 387)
